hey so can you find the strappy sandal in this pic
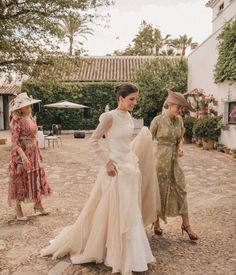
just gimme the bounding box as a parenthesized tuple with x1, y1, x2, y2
(33, 203, 49, 215)
(34, 206, 49, 215)
(181, 224, 199, 240)
(152, 223, 163, 236)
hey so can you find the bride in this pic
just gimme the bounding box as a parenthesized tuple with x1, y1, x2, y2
(41, 83, 160, 275)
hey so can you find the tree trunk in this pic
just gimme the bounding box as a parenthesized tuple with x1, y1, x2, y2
(69, 36, 74, 56)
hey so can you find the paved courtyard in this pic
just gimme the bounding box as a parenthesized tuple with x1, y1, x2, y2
(0, 132, 235, 275)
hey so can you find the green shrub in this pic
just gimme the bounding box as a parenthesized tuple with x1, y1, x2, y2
(193, 116, 222, 141)
(183, 116, 197, 141)
(133, 57, 188, 125)
(22, 79, 118, 130)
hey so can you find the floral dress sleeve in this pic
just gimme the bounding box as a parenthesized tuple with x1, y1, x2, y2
(33, 118, 43, 161)
(10, 117, 27, 161)
(90, 112, 113, 164)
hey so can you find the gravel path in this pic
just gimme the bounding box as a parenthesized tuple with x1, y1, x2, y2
(0, 133, 235, 275)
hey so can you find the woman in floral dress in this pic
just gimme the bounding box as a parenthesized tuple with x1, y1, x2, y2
(8, 93, 51, 220)
(150, 90, 199, 240)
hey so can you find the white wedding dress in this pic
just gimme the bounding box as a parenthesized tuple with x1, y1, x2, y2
(41, 109, 158, 275)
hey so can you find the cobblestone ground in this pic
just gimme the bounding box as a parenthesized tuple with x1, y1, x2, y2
(0, 132, 235, 275)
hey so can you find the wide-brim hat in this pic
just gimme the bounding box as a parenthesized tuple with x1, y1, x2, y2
(166, 90, 195, 112)
(9, 92, 41, 112)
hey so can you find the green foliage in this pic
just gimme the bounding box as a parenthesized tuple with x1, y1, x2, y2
(113, 21, 197, 57)
(0, 0, 112, 76)
(170, 35, 198, 56)
(183, 116, 197, 141)
(193, 116, 222, 141)
(21, 79, 117, 130)
(133, 58, 188, 125)
(214, 20, 236, 83)
(60, 13, 94, 56)
(113, 20, 162, 56)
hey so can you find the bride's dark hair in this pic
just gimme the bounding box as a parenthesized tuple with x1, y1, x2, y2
(115, 83, 138, 100)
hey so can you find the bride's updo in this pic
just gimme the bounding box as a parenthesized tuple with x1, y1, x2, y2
(115, 83, 139, 100)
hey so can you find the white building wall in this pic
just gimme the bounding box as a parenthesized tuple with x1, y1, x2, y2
(188, 10, 236, 149)
(212, 0, 236, 32)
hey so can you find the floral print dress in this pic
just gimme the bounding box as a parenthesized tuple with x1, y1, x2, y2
(150, 113, 188, 223)
(8, 116, 51, 206)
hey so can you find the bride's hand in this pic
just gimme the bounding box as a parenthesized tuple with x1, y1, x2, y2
(178, 147, 184, 157)
(106, 161, 117, 177)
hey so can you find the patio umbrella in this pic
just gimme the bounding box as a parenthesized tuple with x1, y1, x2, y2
(44, 100, 89, 109)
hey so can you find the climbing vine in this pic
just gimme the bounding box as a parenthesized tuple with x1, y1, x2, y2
(214, 20, 236, 83)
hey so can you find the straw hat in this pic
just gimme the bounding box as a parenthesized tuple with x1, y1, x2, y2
(9, 92, 41, 112)
(165, 90, 195, 112)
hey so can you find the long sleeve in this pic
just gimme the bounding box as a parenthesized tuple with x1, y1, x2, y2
(180, 116, 185, 139)
(10, 117, 27, 161)
(90, 112, 113, 164)
(178, 116, 185, 147)
(150, 116, 159, 140)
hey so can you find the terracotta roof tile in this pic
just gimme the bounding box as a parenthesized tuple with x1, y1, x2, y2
(0, 85, 20, 95)
(49, 56, 178, 82)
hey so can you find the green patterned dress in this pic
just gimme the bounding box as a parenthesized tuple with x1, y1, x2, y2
(150, 113, 188, 223)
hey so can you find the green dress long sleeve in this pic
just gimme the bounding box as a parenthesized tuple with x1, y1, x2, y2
(150, 113, 188, 223)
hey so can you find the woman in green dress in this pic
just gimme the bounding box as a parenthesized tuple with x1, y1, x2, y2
(150, 90, 198, 240)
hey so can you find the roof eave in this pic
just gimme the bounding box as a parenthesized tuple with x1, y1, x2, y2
(205, 0, 220, 8)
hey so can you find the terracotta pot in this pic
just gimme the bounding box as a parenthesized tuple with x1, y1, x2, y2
(196, 138, 203, 147)
(202, 139, 215, 150)
(0, 138, 7, 145)
(224, 148, 230, 154)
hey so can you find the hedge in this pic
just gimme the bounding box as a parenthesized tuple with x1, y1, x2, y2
(22, 79, 118, 130)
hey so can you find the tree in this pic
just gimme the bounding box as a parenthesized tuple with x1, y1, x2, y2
(0, 0, 112, 76)
(113, 21, 198, 57)
(60, 13, 94, 56)
(132, 21, 162, 55)
(171, 35, 198, 56)
(214, 20, 236, 83)
(133, 57, 188, 125)
(113, 21, 168, 56)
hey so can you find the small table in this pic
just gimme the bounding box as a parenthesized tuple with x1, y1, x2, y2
(45, 136, 62, 149)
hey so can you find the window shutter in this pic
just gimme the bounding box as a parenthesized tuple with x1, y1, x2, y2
(222, 102, 229, 124)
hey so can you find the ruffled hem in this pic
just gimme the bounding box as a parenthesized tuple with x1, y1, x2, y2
(8, 167, 52, 206)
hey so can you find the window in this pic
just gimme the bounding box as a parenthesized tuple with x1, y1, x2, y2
(219, 2, 224, 12)
(228, 101, 236, 124)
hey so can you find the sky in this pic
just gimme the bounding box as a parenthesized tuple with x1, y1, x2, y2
(81, 0, 213, 56)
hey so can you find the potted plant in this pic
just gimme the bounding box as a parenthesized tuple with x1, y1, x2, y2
(224, 147, 230, 154)
(196, 138, 203, 147)
(0, 138, 7, 145)
(183, 116, 197, 143)
(231, 149, 236, 158)
(193, 116, 222, 150)
(217, 143, 225, 152)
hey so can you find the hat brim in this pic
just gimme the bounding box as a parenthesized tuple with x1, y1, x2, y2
(167, 91, 195, 112)
(10, 99, 41, 112)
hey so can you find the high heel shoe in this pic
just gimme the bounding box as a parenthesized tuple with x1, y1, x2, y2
(181, 224, 199, 240)
(33, 206, 49, 215)
(152, 223, 163, 235)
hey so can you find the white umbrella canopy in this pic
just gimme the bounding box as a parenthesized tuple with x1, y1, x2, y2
(44, 100, 89, 109)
